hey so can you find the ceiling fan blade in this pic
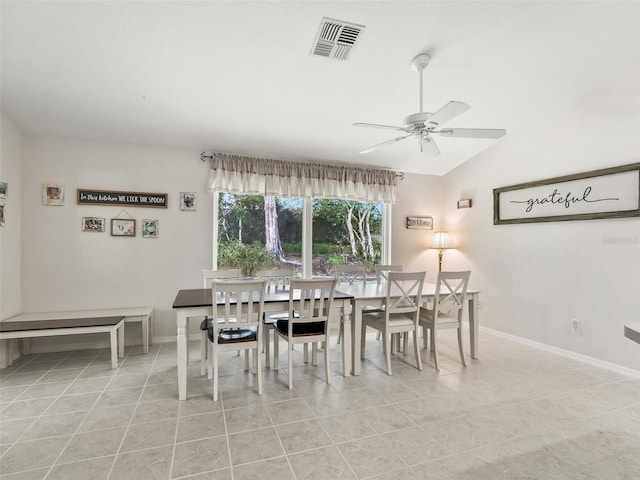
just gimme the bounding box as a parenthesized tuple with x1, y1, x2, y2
(359, 135, 411, 154)
(353, 122, 406, 131)
(439, 128, 506, 139)
(420, 136, 441, 156)
(426, 101, 471, 127)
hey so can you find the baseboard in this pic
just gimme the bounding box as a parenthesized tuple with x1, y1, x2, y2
(480, 325, 640, 379)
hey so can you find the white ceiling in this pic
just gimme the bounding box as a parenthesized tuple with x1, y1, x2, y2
(2, 1, 639, 176)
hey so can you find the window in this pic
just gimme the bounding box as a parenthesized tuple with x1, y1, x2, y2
(214, 193, 387, 278)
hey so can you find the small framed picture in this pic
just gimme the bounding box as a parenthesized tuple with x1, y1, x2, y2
(180, 192, 196, 211)
(43, 184, 65, 206)
(406, 216, 433, 230)
(82, 217, 105, 232)
(457, 199, 473, 209)
(0, 178, 7, 199)
(142, 219, 159, 238)
(0, 203, 5, 226)
(111, 218, 136, 237)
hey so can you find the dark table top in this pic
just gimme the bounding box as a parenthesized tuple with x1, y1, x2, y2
(172, 288, 353, 309)
(0, 316, 125, 332)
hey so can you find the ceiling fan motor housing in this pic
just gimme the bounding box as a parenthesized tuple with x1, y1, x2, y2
(404, 112, 435, 132)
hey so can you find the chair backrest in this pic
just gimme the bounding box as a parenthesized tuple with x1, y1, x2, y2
(211, 279, 266, 339)
(334, 264, 366, 285)
(256, 268, 294, 293)
(433, 271, 471, 322)
(384, 272, 425, 323)
(287, 278, 337, 335)
(202, 269, 242, 288)
(374, 264, 403, 282)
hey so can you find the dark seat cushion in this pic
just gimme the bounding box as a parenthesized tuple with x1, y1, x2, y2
(274, 319, 325, 337)
(207, 327, 257, 344)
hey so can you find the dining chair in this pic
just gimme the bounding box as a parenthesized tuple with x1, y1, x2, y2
(418, 271, 471, 371)
(360, 271, 425, 375)
(256, 267, 295, 368)
(334, 264, 366, 344)
(372, 265, 403, 343)
(200, 269, 242, 374)
(273, 278, 337, 389)
(207, 279, 266, 401)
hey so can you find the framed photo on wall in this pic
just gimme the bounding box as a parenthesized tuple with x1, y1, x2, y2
(0, 178, 7, 199)
(142, 219, 159, 238)
(180, 192, 196, 211)
(406, 216, 433, 230)
(43, 184, 65, 206)
(111, 218, 136, 237)
(0, 203, 5, 226)
(82, 217, 105, 232)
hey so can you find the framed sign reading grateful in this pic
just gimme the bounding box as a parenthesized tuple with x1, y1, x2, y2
(493, 163, 640, 225)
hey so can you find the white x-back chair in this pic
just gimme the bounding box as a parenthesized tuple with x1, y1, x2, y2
(361, 271, 425, 375)
(418, 271, 471, 371)
(334, 264, 366, 344)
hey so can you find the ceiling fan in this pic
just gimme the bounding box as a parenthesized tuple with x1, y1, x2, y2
(354, 53, 506, 155)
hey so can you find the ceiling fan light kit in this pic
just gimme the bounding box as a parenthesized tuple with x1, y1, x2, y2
(355, 53, 506, 155)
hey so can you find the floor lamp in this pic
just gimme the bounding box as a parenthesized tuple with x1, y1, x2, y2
(431, 231, 453, 272)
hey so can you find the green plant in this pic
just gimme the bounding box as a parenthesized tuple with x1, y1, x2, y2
(218, 241, 278, 277)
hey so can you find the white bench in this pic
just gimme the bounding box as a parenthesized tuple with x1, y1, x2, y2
(0, 307, 153, 365)
(0, 316, 126, 369)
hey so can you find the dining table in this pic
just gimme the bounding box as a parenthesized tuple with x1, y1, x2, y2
(336, 281, 481, 376)
(172, 287, 354, 400)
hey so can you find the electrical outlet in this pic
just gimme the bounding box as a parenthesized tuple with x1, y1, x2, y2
(571, 319, 582, 335)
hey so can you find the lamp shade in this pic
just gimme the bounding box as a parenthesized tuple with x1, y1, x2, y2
(431, 231, 453, 250)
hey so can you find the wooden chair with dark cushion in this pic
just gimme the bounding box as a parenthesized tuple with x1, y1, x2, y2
(273, 278, 337, 389)
(200, 269, 242, 374)
(207, 279, 266, 401)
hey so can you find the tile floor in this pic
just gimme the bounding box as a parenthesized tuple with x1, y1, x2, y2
(1, 328, 639, 480)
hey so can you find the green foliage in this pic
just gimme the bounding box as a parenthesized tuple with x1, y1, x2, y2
(282, 242, 302, 255)
(218, 241, 278, 277)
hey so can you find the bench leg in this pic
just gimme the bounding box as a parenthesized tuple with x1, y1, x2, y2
(118, 324, 125, 359)
(110, 329, 118, 369)
(142, 316, 149, 353)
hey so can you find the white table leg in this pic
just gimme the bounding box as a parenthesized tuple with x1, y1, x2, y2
(21, 338, 31, 356)
(177, 311, 189, 400)
(148, 310, 154, 346)
(118, 323, 125, 359)
(340, 300, 351, 377)
(351, 299, 363, 376)
(110, 329, 118, 369)
(469, 294, 479, 359)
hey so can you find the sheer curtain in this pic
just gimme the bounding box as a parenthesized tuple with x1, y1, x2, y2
(207, 153, 398, 203)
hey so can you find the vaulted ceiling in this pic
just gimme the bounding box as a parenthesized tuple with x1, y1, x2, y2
(2, 1, 638, 175)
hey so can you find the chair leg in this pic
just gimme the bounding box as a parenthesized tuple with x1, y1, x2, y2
(303, 343, 309, 364)
(414, 328, 422, 371)
(422, 325, 429, 351)
(432, 327, 439, 371)
(200, 330, 207, 375)
(376, 331, 381, 341)
(256, 347, 263, 395)
(311, 343, 317, 366)
(287, 341, 293, 390)
(384, 332, 392, 375)
(244, 350, 249, 371)
(360, 324, 367, 360)
(337, 316, 343, 344)
(274, 333, 280, 371)
(265, 326, 271, 369)
(324, 340, 331, 385)
(213, 346, 219, 401)
(457, 326, 467, 367)
(207, 342, 213, 380)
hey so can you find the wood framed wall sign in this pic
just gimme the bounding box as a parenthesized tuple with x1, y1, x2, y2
(111, 218, 136, 237)
(494, 163, 640, 225)
(457, 199, 472, 209)
(77, 189, 168, 208)
(406, 216, 433, 230)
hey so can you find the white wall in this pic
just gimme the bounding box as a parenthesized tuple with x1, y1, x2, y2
(1, 113, 22, 320)
(440, 81, 640, 371)
(20, 135, 213, 348)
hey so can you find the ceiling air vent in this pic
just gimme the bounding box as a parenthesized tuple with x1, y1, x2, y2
(310, 17, 365, 61)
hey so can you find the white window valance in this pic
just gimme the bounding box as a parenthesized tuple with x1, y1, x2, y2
(207, 153, 398, 203)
